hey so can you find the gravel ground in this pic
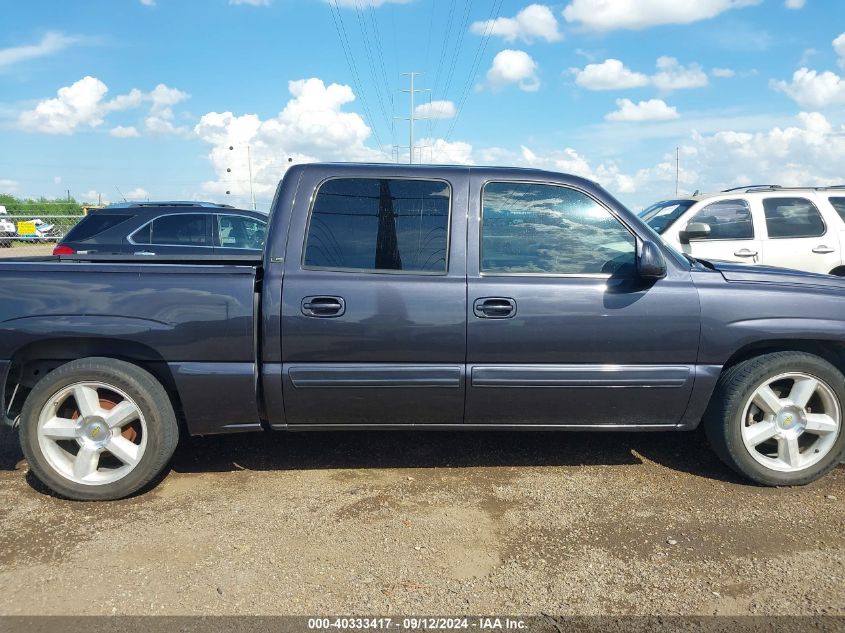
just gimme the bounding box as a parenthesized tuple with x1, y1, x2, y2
(0, 244, 53, 258)
(0, 426, 842, 616)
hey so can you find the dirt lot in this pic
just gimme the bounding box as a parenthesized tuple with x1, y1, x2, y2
(0, 426, 842, 616)
(0, 244, 53, 258)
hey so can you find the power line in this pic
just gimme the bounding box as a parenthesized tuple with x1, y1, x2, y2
(445, 0, 504, 143)
(353, 0, 392, 137)
(326, 0, 386, 153)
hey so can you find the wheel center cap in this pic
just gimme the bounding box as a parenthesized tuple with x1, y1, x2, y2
(79, 416, 110, 448)
(776, 406, 806, 434)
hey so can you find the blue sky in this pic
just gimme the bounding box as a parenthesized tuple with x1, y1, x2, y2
(2, 0, 845, 210)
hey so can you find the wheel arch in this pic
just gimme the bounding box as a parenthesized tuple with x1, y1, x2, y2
(720, 338, 845, 379)
(2, 337, 185, 432)
(829, 266, 845, 277)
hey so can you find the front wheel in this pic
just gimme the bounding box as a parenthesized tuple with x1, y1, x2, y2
(19, 357, 179, 500)
(704, 351, 845, 486)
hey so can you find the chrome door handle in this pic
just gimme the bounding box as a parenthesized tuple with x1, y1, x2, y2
(733, 249, 758, 258)
(301, 296, 346, 318)
(473, 297, 517, 319)
(812, 245, 835, 254)
(133, 251, 156, 256)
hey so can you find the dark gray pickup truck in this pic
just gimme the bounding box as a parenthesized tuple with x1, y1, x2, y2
(2, 163, 844, 500)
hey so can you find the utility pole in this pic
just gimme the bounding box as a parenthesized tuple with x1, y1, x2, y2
(397, 72, 429, 164)
(227, 144, 256, 210)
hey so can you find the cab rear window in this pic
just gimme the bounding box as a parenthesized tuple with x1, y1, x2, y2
(64, 214, 133, 242)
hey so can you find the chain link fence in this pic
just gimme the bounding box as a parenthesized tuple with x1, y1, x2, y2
(0, 214, 84, 248)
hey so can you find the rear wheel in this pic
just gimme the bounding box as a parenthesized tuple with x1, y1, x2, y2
(0, 233, 11, 248)
(19, 357, 179, 500)
(704, 351, 845, 486)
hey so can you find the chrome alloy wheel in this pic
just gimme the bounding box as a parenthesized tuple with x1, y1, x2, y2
(35, 382, 148, 486)
(741, 372, 841, 473)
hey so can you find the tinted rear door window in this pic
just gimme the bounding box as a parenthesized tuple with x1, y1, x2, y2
(303, 178, 450, 273)
(134, 214, 211, 246)
(763, 197, 825, 238)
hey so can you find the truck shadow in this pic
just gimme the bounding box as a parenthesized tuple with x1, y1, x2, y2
(170, 428, 745, 484)
(0, 425, 745, 488)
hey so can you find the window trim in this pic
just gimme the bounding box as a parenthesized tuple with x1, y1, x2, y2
(127, 212, 213, 248)
(214, 213, 268, 250)
(478, 179, 639, 279)
(300, 175, 453, 276)
(762, 196, 827, 240)
(686, 198, 756, 242)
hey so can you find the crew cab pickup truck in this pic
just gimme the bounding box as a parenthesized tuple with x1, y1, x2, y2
(2, 164, 844, 500)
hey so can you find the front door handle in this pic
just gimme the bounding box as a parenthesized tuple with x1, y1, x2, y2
(473, 297, 517, 319)
(812, 245, 835, 254)
(301, 296, 345, 318)
(733, 249, 758, 258)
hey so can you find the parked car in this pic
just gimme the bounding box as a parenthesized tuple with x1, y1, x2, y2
(2, 164, 845, 500)
(640, 186, 845, 275)
(0, 205, 14, 248)
(52, 201, 268, 256)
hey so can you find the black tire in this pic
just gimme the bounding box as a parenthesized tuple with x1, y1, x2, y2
(704, 351, 845, 486)
(0, 235, 11, 248)
(19, 357, 179, 501)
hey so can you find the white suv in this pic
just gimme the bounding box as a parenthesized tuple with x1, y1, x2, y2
(641, 186, 845, 275)
(0, 205, 15, 248)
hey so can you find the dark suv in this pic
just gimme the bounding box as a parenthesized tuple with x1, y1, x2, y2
(53, 202, 268, 257)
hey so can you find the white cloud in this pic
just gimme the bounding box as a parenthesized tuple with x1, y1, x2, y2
(571, 57, 707, 92)
(0, 179, 19, 192)
(18, 77, 190, 135)
(0, 32, 82, 70)
(605, 98, 679, 122)
(144, 84, 191, 135)
(773, 33, 845, 107)
(561, 0, 761, 31)
(124, 187, 150, 200)
(194, 78, 384, 201)
(772, 68, 845, 108)
(486, 49, 540, 91)
(518, 146, 636, 194)
(230, 0, 272, 5)
(711, 67, 736, 78)
(416, 138, 474, 165)
(110, 125, 140, 138)
(80, 190, 109, 205)
(470, 4, 561, 44)
(571, 58, 648, 90)
(651, 56, 709, 92)
(140, 0, 155, 6)
(19, 76, 111, 134)
(679, 112, 845, 190)
(785, 0, 806, 8)
(834, 32, 845, 68)
(414, 100, 456, 119)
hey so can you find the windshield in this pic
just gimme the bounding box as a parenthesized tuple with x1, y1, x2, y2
(639, 199, 696, 234)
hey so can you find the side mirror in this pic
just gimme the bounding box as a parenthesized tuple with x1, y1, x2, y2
(678, 221, 711, 244)
(637, 240, 667, 279)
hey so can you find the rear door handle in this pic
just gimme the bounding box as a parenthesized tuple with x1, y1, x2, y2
(301, 296, 346, 318)
(812, 245, 835, 254)
(473, 297, 517, 319)
(733, 249, 758, 258)
(133, 251, 156, 256)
